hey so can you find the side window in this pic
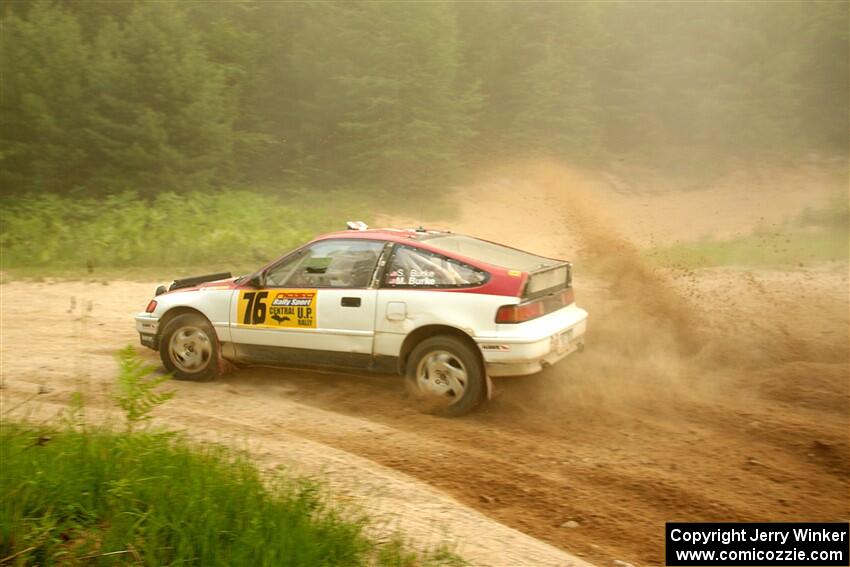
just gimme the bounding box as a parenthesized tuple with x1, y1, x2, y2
(266, 240, 384, 288)
(384, 245, 488, 288)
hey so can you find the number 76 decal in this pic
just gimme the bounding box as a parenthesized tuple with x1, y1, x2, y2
(238, 290, 317, 328)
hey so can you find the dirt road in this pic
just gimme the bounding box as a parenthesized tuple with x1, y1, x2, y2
(2, 162, 848, 566)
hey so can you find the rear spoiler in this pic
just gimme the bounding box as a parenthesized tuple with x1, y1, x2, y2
(522, 262, 571, 299)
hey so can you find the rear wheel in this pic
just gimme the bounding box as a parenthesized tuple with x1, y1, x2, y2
(159, 313, 219, 381)
(405, 335, 485, 417)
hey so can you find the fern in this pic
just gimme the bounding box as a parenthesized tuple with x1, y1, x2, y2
(115, 345, 174, 432)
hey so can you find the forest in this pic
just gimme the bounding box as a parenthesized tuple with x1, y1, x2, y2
(2, 0, 847, 198)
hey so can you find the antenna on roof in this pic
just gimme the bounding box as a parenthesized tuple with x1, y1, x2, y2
(346, 220, 368, 231)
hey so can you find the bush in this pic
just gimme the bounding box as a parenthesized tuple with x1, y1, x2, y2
(114, 345, 174, 433)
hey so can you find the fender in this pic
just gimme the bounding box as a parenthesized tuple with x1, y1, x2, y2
(150, 287, 234, 343)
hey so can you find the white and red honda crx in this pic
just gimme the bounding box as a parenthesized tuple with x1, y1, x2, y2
(135, 224, 587, 416)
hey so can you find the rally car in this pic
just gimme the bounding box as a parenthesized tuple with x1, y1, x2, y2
(135, 223, 587, 416)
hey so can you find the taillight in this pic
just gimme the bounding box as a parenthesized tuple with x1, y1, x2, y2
(496, 301, 545, 324)
(497, 286, 575, 323)
(145, 300, 157, 313)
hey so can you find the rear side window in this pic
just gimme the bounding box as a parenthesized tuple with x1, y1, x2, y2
(422, 234, 559, 271)
(384, 245, 488, 288)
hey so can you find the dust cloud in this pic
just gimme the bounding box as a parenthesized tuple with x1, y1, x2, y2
(470, 161, 848, 435)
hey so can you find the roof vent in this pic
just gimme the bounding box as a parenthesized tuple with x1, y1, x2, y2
(346, 221, 368, 231)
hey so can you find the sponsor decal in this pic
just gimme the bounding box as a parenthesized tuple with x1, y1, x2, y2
(238, 290, 316, 328)
(387, 268, 406, 286)
(407, 268, 436, 286)
(480, 344, 511, 351)
(386, 268, 438, 286)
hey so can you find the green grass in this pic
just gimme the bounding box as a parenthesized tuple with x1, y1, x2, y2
(0, 189, 369, 272)
(0, 424, 463, 566)
(0, 187, 454, 276)
(648, 200, 849, 268)
(0, 346, 463, 566)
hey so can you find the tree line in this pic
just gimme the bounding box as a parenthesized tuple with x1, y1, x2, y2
(2, 1, 847, 196)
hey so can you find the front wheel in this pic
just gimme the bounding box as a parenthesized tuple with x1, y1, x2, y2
(405, 335, 486, 417)
(159, 313, 219, 381)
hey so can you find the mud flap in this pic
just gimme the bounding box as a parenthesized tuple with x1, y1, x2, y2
(485, 374, 494, 400)
(218, 341, 238, 375)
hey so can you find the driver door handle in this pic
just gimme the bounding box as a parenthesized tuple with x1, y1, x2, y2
(341, 297, 361, 307)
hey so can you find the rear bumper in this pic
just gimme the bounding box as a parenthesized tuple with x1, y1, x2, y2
(135, 313, 160, 350)
(476, 304, 588, 377)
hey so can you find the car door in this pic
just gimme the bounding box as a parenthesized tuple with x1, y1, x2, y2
(373, 243, 492, 360)
(229, 239, 385, 369)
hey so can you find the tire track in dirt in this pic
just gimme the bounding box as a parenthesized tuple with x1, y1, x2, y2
(0, 365, 590, 567)
(377, 160, 848, 563)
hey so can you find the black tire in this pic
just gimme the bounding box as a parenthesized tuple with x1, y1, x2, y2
(159, 313, 220, 381)
(405, 335, 486, 417)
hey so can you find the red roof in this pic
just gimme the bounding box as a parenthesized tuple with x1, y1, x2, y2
(310, 227, 523, 295)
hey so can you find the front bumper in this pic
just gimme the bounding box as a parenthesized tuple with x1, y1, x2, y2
(477, 304, 588, 377)
(135, 313, 160, 350)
